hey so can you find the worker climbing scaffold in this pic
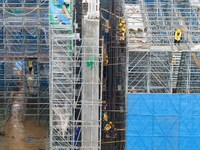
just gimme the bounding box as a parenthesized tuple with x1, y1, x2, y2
(118, 20, 126, 46)
(74, 126, 80, 146)
(174, 29, 182, 45)
(102, 111, 109, 128)
(102, 101, 117, 139)
(102, 100, 108, 110)
(28, 61, 33, 74)
(104, 121, 117, 138)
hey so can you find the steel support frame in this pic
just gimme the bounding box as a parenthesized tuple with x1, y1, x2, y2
(49, 2, 103, 148)
(0, 1, 49, 119)
(126, 0, 200, 94)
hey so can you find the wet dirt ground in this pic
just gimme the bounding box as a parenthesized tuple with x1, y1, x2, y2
(0, 120, 48, 150)
(0, 91, 48, 150)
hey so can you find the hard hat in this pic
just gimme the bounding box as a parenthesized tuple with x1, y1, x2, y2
(120, 36, 125, 41)
(177, 29, 181, 33)
(102, 101, 106, 104)
(109, 121, 113, 125)
(121, 27, 126, 33)
(120, 20, 125, 24)
(119, 23, 123, 27)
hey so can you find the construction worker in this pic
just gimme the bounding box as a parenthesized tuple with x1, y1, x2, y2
(103, 54, 108, 66)
(119, 20, 126, 28)
(119, 20, 126, 35)
(28, 61, 33, 74)
(119, 34, 125, 46)
(74, 127, 80, 146)
(102, 112, 109, 128)
(102, 100, 108, 110)
(172, 54, 176, 65)
(121, 27, 126, 34)
(110, 122, 117, 138)
(119, 28, 126, 46)
(104, 121, 112, 138)
(174, 29, 182, 45)
(119, 33, 126, 46)
(118, 20, 126, 46)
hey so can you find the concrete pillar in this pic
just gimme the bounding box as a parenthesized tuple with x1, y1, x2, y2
(82, 18, 100, 150)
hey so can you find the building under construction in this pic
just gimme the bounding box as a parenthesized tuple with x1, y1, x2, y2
(0, 0, 200, 149)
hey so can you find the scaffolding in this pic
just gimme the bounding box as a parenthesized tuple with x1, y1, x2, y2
(126, 0, 200, 93)
(0, 1, 49, 121)
(49, 0, 103, 149)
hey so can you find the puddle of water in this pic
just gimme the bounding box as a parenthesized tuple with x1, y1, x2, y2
(0, 119, 48, 150)
(0, 95, 48, 150)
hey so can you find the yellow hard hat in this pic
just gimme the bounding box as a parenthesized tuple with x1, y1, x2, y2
(109, 121, 113, 125)
(102, 101, 106, 104)
(177, 29, 181, 33)
(121, 27, 126, 33)
(120, 20, 125, 24)
(119, 23, 123, 27)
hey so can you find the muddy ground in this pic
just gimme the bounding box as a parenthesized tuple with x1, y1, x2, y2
(0, 94, 48, 150)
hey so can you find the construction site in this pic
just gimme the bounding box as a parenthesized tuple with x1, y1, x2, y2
(0, 0, 200, 149)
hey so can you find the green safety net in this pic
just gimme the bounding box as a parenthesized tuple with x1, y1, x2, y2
(86, 56, 96, 70)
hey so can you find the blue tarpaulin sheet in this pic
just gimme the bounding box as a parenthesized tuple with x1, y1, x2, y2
(50, 2, 70, 24)
(58, 0, 64, 6)
(127, 94, 200, 150)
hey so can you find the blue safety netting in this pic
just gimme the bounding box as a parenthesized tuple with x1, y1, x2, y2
(127, 94, 200, 150)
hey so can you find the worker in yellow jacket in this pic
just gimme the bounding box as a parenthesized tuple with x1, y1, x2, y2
(104, 121, 112, 138)
(119, 20, 126, 28)
(119, 27, 126, 46)
(174, 29, 182, 45)
(28, 61, 33, 74)
(103, 54, 108, 66)
(118, 20, 126, 46)
(104, 121, 117, 138)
